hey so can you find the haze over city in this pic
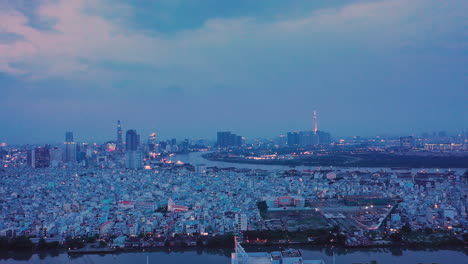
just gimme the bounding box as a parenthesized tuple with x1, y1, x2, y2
(0, 0, 467, 144)
(1, 1, 468, 264)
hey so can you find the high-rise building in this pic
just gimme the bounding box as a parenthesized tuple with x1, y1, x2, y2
(277, 135, 287, 146)
(287, 132, 300, 146)
(65, 131, 74, 143)
(125, 129, 142, 169)
(159, 141, 168, 151)
(76, 143, 88, 166)
(31, 146, 50, 168)
(286, 111, 331, 147)
(181, 139, 190, 151)
(126, 129, 139, 151)
(117, 120, 123, 144)
(148, 132, 156, 144)
(148, 132, 157, 152)
(217, 132, 230, 147)
(49, 147, 62, 167)
(63, 132, 76, 163)
(217, 132, 243, 147)
(316, 131, 331, 145)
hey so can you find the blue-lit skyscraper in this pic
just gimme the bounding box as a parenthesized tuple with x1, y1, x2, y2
(63, 131, 76, 163)
(65, 131, 73, 142)
(125, 129, 142, 169)
(126, 129, 138, 151)
(217, 131, 243, 147)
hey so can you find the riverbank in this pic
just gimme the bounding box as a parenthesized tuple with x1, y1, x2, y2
(1, 231, 466, 256)
(2, 247, 467, 264)
(202, 152, 468, 169)
(1, 243, 466, 256)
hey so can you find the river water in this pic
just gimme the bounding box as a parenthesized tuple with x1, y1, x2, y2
(170, 151, 467, 174)
(2, 152, 466, 263)
(0, 247, 466, 264)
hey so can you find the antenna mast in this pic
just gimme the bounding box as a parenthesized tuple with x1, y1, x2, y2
(313, 110, 318, 135)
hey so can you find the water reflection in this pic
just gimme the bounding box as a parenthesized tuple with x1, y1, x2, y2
(0, 246, 466, 263)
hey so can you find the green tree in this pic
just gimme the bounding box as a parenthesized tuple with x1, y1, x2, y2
(389, 232, 402, 242)
(462, 233, 468, 243)
(401, 223, 412, 234)
(0, 237, 9, 249)
(423, 228, 433, 235)
(66, 238, 85, 249)
(206, 235, 234, 248)
(156, 205, 168, 213)
(37, 238, 59, 250)
(98, 240, 107, 248)
(9, 236, 34, 250)
(331, 225, 340, 233)
(37, 238, 48, 250)
(257, 201, 268, 219)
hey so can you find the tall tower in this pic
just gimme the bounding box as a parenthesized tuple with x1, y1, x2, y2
(117, 120, 123, 144)
(126, 129, 138, 151)
(125, 129, 142, 169)
(63, 131, 76, 163)
(65, 131, 74, 143)
(313, 110, 318, 135)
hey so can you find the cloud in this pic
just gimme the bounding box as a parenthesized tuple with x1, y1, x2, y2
(0, 0, 465, 81)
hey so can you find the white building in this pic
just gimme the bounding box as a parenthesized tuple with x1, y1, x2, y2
(235, 213, 248, 232)
(232, 239, 325, 264)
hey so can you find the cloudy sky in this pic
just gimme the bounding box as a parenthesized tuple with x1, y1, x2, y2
(0, 0, 466, 144)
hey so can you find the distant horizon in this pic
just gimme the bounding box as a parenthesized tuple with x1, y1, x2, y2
(2, 125, 466, 145)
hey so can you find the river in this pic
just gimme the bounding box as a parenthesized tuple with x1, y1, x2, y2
(170, 151, 467, 174)
(0, 247, 466, 263)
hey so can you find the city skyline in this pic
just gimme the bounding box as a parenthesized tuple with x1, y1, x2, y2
(1, 0, 467, 143)
(1, 118, 466, 145)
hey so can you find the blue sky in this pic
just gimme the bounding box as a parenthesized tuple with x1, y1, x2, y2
(0, 0, 467, 144)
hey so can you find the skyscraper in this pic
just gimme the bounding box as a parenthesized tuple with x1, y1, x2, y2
(148, 132, 157, 151)
(126, 129, 138, 151)
(31, 146, 50, 168)
(65, 131, 74, 142)
(286, 111, 331, 147)
(117, 120, 123, 144)
(63, 131, 76, 163)
(49, 147, 62, 167)
(217, 132, 243, 147)
(125, 129, 142, 169)
(287, 132, 300, 146)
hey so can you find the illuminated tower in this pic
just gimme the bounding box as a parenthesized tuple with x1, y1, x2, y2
(65, 131, 74, 142)
(117, 120, 123, 144)
(148, 133, 156, 144)
(148, 132, 157, 151)
(313, 110, 318, 135)
(63, 131, 76, 163)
